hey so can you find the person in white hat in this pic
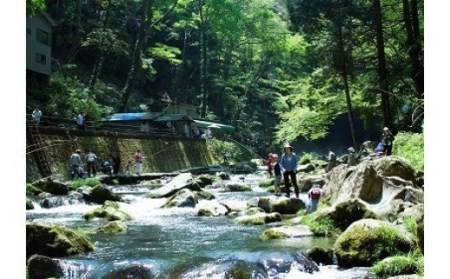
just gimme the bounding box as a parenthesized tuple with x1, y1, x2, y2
(279, 143, 299, 198)
(381, 127, 395, 155)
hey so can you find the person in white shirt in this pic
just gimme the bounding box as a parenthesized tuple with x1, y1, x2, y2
(85, 151, 98, 177)
(31, 107, 42, 127)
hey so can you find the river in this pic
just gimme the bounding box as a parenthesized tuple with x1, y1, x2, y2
(26, 173, 374, 278)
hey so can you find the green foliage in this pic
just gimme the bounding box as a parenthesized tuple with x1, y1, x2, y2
(206, 139, 255, 164)
(260, 228, 287, 240)
(402, 216, 418, 237)
(71, 178, 102, 189)
(392, 132, 424, 171)
(372, 254, 424, 277)
(26, 0, 45, 15)
(299, 152, 316, 165)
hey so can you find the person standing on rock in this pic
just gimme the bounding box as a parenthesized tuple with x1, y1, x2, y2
(31, 107, 42, 127)
(272, 154, 282, 196)
(85, 151, 98, 177)
(326, 150, 337, 172)
(347, 147, 358, 166)
(280, 143, 299, 198)
(70, 149, 82, 179)
(381, 127, 395, 156)
(307, 184, 322, 213)
(134, 150, 145, 175)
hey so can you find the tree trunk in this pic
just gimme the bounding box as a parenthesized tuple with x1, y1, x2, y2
(410, 0, 424, 95)
(402, 0, 423, 96)
(199, 0, 208, 118)
(67, 0, 82, 62)
(89, 0, 112, 91)
(337, 23, 359, 151)
(118, 0, 152, 112)
(373, 0, 393, 129)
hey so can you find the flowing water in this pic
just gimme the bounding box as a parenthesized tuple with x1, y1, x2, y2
(26, 174, 373, 279)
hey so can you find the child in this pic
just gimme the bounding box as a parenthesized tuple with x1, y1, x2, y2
(125, 160, 133, 176)
(272, 154, 282, 196)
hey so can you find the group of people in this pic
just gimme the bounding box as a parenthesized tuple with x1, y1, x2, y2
(191, 126, 212, 139)
(30, 107, 87, 130)
(69, 149, 146, 179)
(265, 127, 396, 214)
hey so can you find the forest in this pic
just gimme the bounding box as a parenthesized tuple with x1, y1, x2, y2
(26, 0, 424, 150)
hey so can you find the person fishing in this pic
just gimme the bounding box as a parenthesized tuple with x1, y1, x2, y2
(279, 143, 299, 198)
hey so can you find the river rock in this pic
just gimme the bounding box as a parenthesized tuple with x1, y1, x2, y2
(334, 219, 414, 268)
(217, 172, 230, 180)
(195, 174, 214, 187)
(252, 197, 305, 214)
(26, 198, 34, 210)
(162, 189, 198, 208)
(297, 164, 315, 173)
(88, 185, 123, 204)
(33, 178, 69, 196)
(299, 174, 327, 192)
(95, 221, 127, 235)
(244, 207, 266, 215)
(26, 223, 94, 259)
(305, 247, 334, 265)
(235, 212, 282, 225)
(198, 201, 231, 216)
(322, 199, 379, 230)
(223, 183, 252, 192)
(258, 178, 275, 188)
(84, 201, 132, 221)
(146, 173, 200, 198)
(261, 225, 313, 240)
(26, 254, 64, 279)
(195, 190, 215, 200)
(102, 265, 154, 279)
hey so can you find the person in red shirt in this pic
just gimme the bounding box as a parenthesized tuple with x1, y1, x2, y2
(266, 153, 274, 178)
(134, 150, 145, 175)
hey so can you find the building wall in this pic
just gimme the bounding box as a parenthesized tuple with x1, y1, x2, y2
(26, 12, 53, 75)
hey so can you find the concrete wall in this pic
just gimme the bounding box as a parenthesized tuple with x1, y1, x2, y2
(26, 129, 214, 181)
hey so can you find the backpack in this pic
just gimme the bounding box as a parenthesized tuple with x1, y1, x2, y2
(311, 188, 321, 199)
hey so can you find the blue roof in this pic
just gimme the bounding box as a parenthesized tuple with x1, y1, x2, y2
(102, 113, 155, 121)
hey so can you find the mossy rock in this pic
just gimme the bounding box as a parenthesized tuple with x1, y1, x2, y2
(305, 247, 334, 266)
(223, 183, 252, 192)
(235, 212, 282, 225)
(197, 201, 230, 217)
(84, 202, 132, 221)
(26, 183, 42, 196)
(26, 198, 34, 210)
(271, 198, 306, 214)
(325, 199, 379, 231)
(334, 219, 414, 268)
(102, 265, 154, 279)
(26, 223, 94, 259)
(300, 213, 339, 237)
(26, 254, 64, 279)
(195, 190, 215, 200)
(244, 207, 266, 216)
(89, 185, 123, 204)
(195, 174, 215, 187)
(95, 221, 127, 235)
(372, 255, 423, 278)
(260, 228, 288, 240)
(258, 178, 275, 188)
(33, 178, 69, 196)
(162, 189, 198, 208)
(217, 172, 230, 180)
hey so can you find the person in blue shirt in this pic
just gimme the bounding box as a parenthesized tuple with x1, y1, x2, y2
(280, 143, 299, 198)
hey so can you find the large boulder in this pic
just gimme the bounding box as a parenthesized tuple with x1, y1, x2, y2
(146, 173, 200, 198)
(89, 185, 123, 204)
(102, 265, 154, 279)
(162, 189, 198, 208)
(250, 197, 306, 214)
(373, 156, 416, 183)
(26, 223, 93, 259)
(260, 225, 313, 240)
(26, 255, 64, 279)
(334, 219, 414, 268)
(95, 221, 127, 235)
(235, 212, 282, 225)
(297, 164, 315, 173)
(84, 201, 132, 221)
(305, 247, 334, 266)
(299, 174, 327, 192)
(322, 199, 379, 231)
(198, 201, 231, 216)
(33, 178, 69, 196)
